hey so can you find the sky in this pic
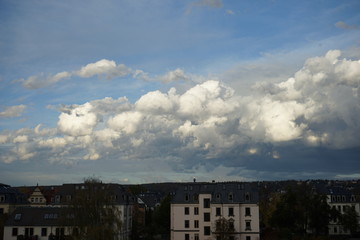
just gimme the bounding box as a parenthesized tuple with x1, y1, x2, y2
(1, 0, 360, 186)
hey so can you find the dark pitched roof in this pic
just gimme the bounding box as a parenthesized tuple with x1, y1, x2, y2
(0, 184, 28, 204)
(5, 207, 68, 227)
(172, 182, 259, 204)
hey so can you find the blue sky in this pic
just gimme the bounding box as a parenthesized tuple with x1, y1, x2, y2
(1, 0, 360, 185)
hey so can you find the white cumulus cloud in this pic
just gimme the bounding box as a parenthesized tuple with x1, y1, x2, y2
(57, 102, 98, 136)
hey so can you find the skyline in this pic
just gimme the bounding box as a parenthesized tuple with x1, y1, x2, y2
(1, 0, 360, 186)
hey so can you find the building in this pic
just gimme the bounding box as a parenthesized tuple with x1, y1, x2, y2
(3, 207, 70, 240)
(0, 184, 28, 215)
(325, 186, 360, 236)
(3, 183, 137, 240)
(171, 182, 260, 240)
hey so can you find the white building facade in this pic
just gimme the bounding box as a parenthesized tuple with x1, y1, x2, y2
(171, 182, 260, 240)
(325, 187, 360, 236)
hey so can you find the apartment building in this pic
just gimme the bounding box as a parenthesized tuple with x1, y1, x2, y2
(171, 182, 260, 240)
(0, 184, 28, 215)
(325, 187, 360, 236)
(4, 183, 137, 240)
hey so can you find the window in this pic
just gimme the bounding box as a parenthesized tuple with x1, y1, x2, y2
(185, 234, 190, 240)
(228, 193, 233, 201)
(228, 207, 234, 216)
(72, 228, 79, 236)
(0, 195, 5, 202)
(245, 193, 250, 202)
(216, 193, 221, 200)
(204, 226, 211, 235)
(185, 220, 190, 228)
(12, 228, 18, 236)
(185, 194, 189, 201)
(229, 219, 235, 231)
(194, 220, 199, 228)
(216, 207, 221, 216)
(41, 228, 47, 237)
(245, 221, 251, 231)
(193, 194, 199, 201)
(194, 234, 199, 240)
(204, 212, 210, 222)
(14, 213, 22, 221)
(245, 207, 251, 216)
(204, 198, 210, 208)
(25, 228, 34, 236)
(194, 207, 199, 215)
(56, 228, 65, 236)
(246, 236, 251, 240)
(185, 207, 189, 215)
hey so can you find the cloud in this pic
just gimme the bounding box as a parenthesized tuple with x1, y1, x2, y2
(16, 60, 141, 89)
(193, 0, 223, 8)
(2, 50, 360, 180)
(57, 102, 98, 136)
(226, 10, 235, 15)
(160, 68, 189, 83)
(17, 72, 71, 89)
(186, 0, 223, 14)
(0, 105, 26, 118)
(335, 21, 359, 30)
(75, 59, 131, 79)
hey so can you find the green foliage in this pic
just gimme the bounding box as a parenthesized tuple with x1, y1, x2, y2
(142, 194, 171, 240)
(214, 217, 235, 240)
(152, 194, 171, 235)
(340, 206, 359, 234)
(62, 177, 122, 240)
(269, 183, 334, 237)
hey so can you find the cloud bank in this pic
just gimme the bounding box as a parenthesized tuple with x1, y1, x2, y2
(1, 50, 360, 179)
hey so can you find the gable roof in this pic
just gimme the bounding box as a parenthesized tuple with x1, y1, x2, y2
(5, 207, 68, 227)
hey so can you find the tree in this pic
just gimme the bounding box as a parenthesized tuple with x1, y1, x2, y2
(214, 217, 235, 240)
(340, 206, 359, 235)
(269, 183, 333, 237)
(306, 194, 332, 235)
(62, 177, 122, 240)
(151, 194, 171, 238)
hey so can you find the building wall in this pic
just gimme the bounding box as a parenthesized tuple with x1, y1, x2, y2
(171, 193, 260, 240)
(4, 225, 72, 240)
(327, 195, 360, 235)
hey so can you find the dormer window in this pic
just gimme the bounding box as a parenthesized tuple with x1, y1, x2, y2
(228, 193, 233, 201)
(245, 193, 250, 202)
(14, 214, 21, 221)
(185, 193, 189, 201)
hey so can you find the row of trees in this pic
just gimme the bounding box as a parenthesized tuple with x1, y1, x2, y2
(260, 183, 359, 239)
